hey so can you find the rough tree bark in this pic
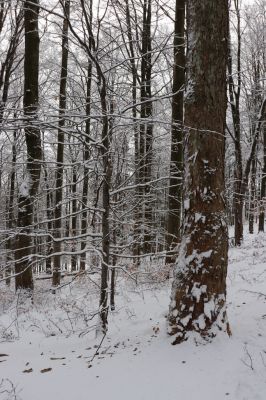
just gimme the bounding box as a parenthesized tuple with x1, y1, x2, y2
(15, 0, 42, 290)
(168, 0, 230, 343)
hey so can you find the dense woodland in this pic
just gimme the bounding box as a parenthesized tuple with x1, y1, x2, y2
(0, 0, 265, 346)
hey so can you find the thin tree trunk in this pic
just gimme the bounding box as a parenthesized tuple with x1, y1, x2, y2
(249, 156, 256, 234)
(71, 165, 78, 271)
(6, 128, 17, 285)
(259, 117, 266, 232)
(99, 101, 111, 333)
(42, 156, 53, 273)
(228, 2, 243, 246)
(124, 0, 141, 263)
(140, 0, 153, 254)
(53, 0, 70, 286)
(80, 0, 93, 271)
(166, 0, 185, 263)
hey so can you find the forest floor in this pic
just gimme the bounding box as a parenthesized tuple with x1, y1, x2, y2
(0, 229, 266, 400)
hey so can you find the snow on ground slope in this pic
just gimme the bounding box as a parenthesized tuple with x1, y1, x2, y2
(0, 231, 266, 400)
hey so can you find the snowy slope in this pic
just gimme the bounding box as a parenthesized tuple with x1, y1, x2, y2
(0, 231, 266, 400)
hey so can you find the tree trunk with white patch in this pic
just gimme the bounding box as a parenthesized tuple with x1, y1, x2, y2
(15, 0, 42, 291)
(168, 0, 230, 343)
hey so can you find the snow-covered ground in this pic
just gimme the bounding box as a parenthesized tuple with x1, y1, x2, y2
(1, 231, 266, 400)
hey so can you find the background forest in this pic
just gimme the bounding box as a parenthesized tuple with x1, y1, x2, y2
(0, 0, 266, 399)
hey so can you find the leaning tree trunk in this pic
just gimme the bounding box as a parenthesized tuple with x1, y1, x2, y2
(15, 0, 42, 291)
(53, 0, 70, 287)
(168, 0, 230, 343)
(166, 0, 185, 263)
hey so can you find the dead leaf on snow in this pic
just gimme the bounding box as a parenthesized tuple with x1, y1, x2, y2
(40, 368, 52, 373)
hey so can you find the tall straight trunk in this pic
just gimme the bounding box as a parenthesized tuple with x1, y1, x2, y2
(140, 0, 153, 254)
(259, 118, 266, 232)
(166, 0, 185, 263)
(6, 128, 17, 285)
(63, 0, 111, 332)
(71, 165, 78, 271)
(124, 0, 141, 262)
(99, 98, 111, 333)
(53, 0, 70, 286)
(80, 63, 92, 271)
(228, 1, 243, 246)
(43, 165, 53, 272)
(249, 156, 256, 234)
(110, 226, 116, 312)
(15, 0, 42, 290)
(80, 0, 93, 271)
(168, 0, 230, 343)
(109, 94, 116, 311)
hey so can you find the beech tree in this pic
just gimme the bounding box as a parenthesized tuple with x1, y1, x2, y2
(14, 0, 42, 290)
(168, 0, 230, 343)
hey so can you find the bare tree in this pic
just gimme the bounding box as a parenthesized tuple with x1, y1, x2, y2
(166, 0, 185, 263)
(53, 0, 70, 287)
(15, 0, 42, 290)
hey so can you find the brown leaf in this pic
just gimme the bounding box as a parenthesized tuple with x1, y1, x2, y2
(40, 368, 52, 373)
(23, 368, 33, 373)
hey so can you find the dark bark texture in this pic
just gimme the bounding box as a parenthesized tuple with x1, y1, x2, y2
(168, 0, 230, 343)
(15, 0, 42, 290)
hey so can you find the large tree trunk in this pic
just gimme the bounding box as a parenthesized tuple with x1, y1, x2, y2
(166, 0, 185, 263)
(168, 0, 230, 343)
(15, 0, 42, 291)
(53, 0, 70, 287)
